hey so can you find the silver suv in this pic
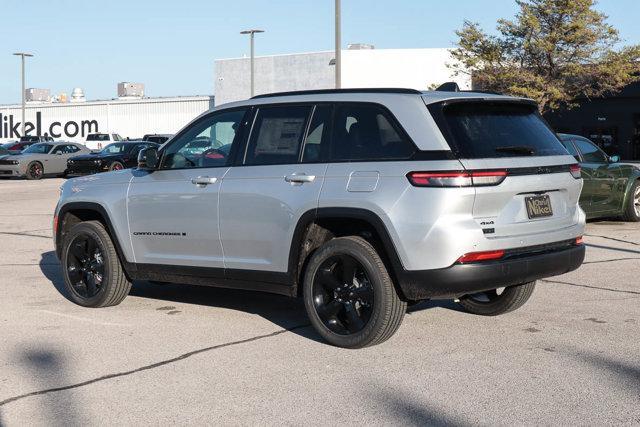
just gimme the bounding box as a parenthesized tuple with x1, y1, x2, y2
(54, 88, 586, 348)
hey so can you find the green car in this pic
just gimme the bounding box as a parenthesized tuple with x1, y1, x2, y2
(559, 134, 640, 222)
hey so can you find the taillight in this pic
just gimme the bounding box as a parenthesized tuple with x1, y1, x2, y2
(407, 170, 507, 187)
(53, 215, 58, 234)
(457, 250, 505, 264)
(570, 164, 581, 179)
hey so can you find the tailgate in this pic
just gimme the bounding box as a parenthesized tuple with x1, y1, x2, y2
(460, 156, 582, 238)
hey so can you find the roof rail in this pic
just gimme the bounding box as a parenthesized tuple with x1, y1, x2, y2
(251, 88, 422, 99)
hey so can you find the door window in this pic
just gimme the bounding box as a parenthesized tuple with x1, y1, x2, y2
(574, 138, 608, 163)
(244, 105, 312, 165)
(331, 103, 414, 161)
(302, 105, 332, 163)
(161, 109, 247, 169)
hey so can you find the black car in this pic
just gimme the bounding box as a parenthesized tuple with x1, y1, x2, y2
(66, 141, 158, 176)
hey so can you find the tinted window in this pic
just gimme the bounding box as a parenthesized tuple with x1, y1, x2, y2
(23, 143, 53, 154)
(162, 109, 247, 169)
(434, 103, 567, 158)
(332, 103, 414, 161)
(87, 134, 110, 141)
(302, 105, 332, 163)
(574, 138, 608, 163)
(244, 105, 312, 165)
(100, 143, 128, 154)
(559, 138, 580, 161)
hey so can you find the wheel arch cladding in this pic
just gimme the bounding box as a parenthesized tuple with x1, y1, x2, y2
(289, 207, 408, 299)
(56, 202, 133, 273)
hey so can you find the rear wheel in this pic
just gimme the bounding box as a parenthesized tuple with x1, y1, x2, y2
(622, 180, 640, 222)
(457, 282, 535, 316)
(61, 220, 131, 307)
(26, 161, 44, 180)
(303, 236, 406, 348)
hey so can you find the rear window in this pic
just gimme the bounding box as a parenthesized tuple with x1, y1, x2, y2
(431, 102, 568, 158)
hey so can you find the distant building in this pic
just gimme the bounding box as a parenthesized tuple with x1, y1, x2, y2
(0, 96, 214, 142)
(545, 80, 640, 161)
(118, 82, 145, 99)
(25, 88, 50, 103)
(214, 47, 471, 105)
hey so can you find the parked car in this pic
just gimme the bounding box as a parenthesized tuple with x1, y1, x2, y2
(67, 141, 159, 176)
(53, 88, 585, 348)
(85, 133, 123, 151)
(142, 134, 173, 144)
(2, 140, 40, 155)
(559, 134, 640, 221)
(0, 142, 90, 179)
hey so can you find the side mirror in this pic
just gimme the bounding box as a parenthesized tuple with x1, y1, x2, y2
(138, 147, 159, 170)
(609, 155, 620, 163)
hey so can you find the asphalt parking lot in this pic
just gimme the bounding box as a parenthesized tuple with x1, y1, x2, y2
(0, 177, 638, 426)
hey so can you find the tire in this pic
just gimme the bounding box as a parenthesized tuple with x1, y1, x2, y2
(622, 180, 640, 222)
(457, 281, 536, 316)
(25, 161, 44, 180)
(109, 161, 124, 171)
(303, 236, 406, 348)
(61, 220, 131, 307)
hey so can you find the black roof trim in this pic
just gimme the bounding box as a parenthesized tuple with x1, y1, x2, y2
(251, 88, 422, 99)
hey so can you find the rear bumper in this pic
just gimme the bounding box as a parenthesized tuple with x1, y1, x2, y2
(397, 243, 585, 300)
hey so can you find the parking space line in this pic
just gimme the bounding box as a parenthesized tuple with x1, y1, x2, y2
(542, 279, 640, 295)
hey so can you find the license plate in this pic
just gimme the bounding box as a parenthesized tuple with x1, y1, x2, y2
(525, 195, 553, 219)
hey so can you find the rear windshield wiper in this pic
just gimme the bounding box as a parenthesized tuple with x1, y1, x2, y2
(495, 145, 536, 155)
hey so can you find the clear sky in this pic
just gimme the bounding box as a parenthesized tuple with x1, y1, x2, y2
(0, 0, 638, 104)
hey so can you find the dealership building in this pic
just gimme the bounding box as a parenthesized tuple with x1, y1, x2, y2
(0, 94, 214, 143)
(214, 47, 470, 105)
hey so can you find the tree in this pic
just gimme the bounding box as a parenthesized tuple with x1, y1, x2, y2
(450, 0, 640, 113)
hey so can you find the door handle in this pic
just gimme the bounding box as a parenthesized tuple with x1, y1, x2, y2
(285, 174, 315, 184)
(191, 176, 218, 186)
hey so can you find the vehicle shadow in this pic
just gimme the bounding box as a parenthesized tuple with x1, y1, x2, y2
(39, 251, 453, 344)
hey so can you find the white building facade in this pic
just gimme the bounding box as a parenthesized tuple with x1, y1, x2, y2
(0, 96, 215, 143)
(214, 48, 471, 105)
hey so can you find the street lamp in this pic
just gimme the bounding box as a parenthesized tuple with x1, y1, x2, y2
(335, 0, 341, 89)
(13, 52, 34, 137)
(240, 29, 264, 97)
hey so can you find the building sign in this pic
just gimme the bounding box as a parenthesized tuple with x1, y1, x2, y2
(0, 112, 100, 139)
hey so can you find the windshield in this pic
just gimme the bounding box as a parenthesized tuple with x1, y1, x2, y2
(1, 143, 14, 149)
(430, 102, 568, 158)
(87, 134, 109, 141)
(100, 143, 130, 154)
(23, 143, 53, 154)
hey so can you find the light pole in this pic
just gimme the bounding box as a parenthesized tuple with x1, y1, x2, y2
(13, 52, 33, 137)
(240, 29, 264, 97)
(335, 0, 341, 89)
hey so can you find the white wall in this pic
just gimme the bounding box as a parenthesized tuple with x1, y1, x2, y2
(342, 48, 471, 90)
(0, 96, 215, 143)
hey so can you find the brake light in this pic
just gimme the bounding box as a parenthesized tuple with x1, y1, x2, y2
(575, 236, 584, 245)
(570, 164, 581, 179)
(407, 170, 507, 187)
(457, 250, 505, 264)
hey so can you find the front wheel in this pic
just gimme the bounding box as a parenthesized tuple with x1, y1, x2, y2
(457, 282, 536, 316)
(25, 161, 44, 180)
(303, 236, 406, 348)
(622, 180, 640, 222)
(109, 161, 124, 171)
(61, 220, 131, 307)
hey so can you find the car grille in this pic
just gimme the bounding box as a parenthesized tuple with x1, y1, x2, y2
(0, 159, 17, 165)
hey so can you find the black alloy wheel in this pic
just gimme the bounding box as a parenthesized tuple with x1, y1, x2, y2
(61, 220, 131, 307)
(66, 234, 106, 299)
(312, 254, 374, 335)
